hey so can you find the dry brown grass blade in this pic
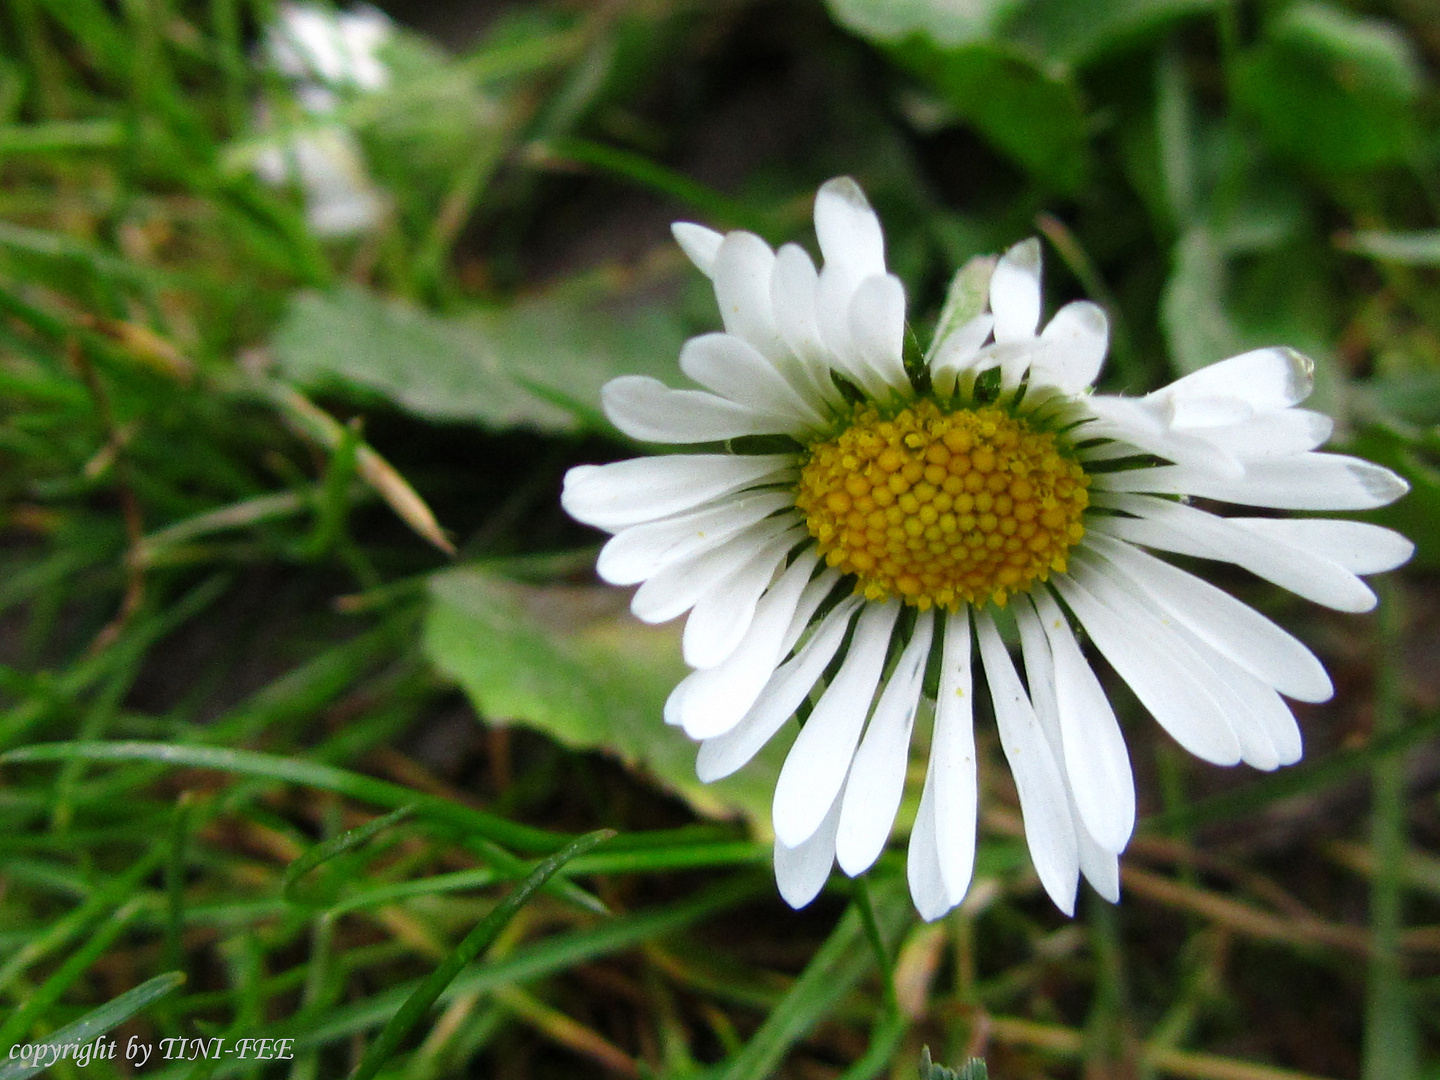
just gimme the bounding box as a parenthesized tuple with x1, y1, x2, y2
(1120, 866, 1373, 955)
(988, 1016, 1343, 1080)
(493, 985, 641, 1077)
(264, 381, 456, 555)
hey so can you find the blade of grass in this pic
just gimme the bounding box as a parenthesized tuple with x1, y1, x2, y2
(152, 872, 765, 1077)
(0, 844, 165, 995)
(0, 972, 185, 1080)
(0, 896, 145, 1046)
(0, 120, 124, 154)
(164, 792, 198, 973)
(283, 805, 418, 907)
(716, 874, 912, 1080)
(2, 740, 562, 851)
(1363, 580, 1418, 1080)
(537, 137, 770, 236)
(347, 828, 614, 1080)
(1142, 705, 1440, 835)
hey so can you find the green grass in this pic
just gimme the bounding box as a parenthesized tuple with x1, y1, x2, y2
(2, 1, 1438, 1078)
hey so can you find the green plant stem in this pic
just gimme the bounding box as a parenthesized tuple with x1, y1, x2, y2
(1363, 579, 1417, 1080)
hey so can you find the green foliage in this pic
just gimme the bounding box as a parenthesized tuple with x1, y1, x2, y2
(271, 284, 686, 434)
(1230, 3, 1424, 172)
(424, 568, 786, 827)
(1, 0, 1438, 1077)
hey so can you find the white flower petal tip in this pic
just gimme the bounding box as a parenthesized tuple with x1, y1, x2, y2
(671, 222, 724, 278)
(1162, 346, 1315, 411)
(1034, 300, 1109, 393)
(774, 791, 842, 909)
(814, 177, 886, 280)
(991, 238, 1042, 343)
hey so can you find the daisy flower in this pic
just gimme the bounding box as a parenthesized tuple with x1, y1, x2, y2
(561, 178, 1412, 920)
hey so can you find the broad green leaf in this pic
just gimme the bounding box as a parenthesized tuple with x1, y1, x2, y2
(1005, 0, 1213, 70)
(827, 0, 1215, 70)
(1231, 2, 1423, 172)
(824, 0, 1088, 192)
(824, 0, 1019, 48)
(423, 568, 788, 831)
(270, 285, 686, 434)
(1276, 1, 1423, 100)
(891, 40, 1089, 192)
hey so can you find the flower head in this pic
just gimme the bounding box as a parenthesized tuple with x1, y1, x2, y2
(562, 178, 1412, 920)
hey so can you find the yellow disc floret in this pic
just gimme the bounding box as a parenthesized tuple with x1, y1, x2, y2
(796, 400, 1089, 611)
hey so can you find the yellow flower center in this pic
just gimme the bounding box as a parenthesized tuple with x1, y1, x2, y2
(796, 400, 1089, 610)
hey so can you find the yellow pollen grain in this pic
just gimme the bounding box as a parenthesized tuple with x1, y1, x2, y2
(796, 401, 1089, 610)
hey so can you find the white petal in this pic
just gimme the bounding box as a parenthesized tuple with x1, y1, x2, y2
(712, 231, 787, 360)
(695, 597, 862, 782)
(683, 529, 798, 669)
(675, 555, 829, 739)
(929, 313, 995, 396)
(1096, 452, 1409, 510)
(1229, 518, 1414, 575)
(771, 244, 826, 359)
(771, 244, 846, 407)
(836, 611, 935, 876)
(1077, 824, 1121, 902)
(1158, 346, 1314, 411)
(1080, 396, 1245, 479)
(779, 568, 846, 657)
(975, 611, 1079, 916)
(772, 601, 900, 848)
(1222, 660, 1303, 766)
(814, 262, 866, 388)
(1186, 409, 1333, 458)
(1021, 594, 1135, 853)
(631, 517, 798, 624)
(672, 222, 724, 278)
(907, 762, 956, 922)
(774, 786, 842, 909)
(1127, 605, 1294, 772)
(1056, 566, 1243, 765)
(1092, 493, 1378, 612)
(602, 376, 797, 443)
(848, 273, 911, 393)
(1033, 300, 1108, 393)
(990, 238, 1042, 343)
(814, 176, 886, 282)
(679, 333, 826, 428)
(1161, 395, 1256, 428)
(561, 454, 793, 531)
(595, 490, 795, 585)
(931, 611, 979, 905)
(1082, 529, 1334, 702)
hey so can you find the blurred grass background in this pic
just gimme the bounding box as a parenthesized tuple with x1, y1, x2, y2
(1, 0, 1439, 1077)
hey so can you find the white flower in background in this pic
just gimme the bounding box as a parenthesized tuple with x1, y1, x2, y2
(561, 177, 1412, 920)
(252, 128, 386, 238)
(267, 2, 392, 103)
(252, 3, 392, 237)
